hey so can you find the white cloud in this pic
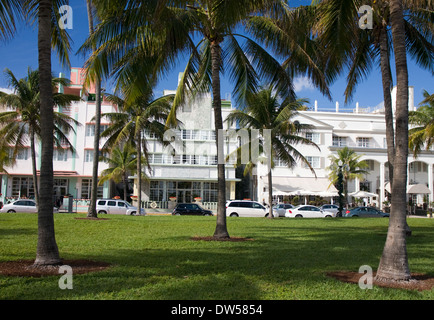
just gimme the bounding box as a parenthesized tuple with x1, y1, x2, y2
(293, 76, 314, 92)
(0, 87, 13, 94)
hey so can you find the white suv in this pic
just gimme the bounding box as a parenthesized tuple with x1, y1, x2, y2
(96, 199, 144, 215)
(226, 200, 277, 217)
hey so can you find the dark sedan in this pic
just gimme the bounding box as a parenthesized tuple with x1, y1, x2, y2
(172, 203, 213, 216)
(344, 206, 389, 217)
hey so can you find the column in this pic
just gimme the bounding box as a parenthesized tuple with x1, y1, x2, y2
(428, 163, 433, 204)
(380, 162, 385, 210)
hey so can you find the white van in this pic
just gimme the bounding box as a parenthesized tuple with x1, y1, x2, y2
(96, 199, 144, 215)
(226, 200, 277, 217)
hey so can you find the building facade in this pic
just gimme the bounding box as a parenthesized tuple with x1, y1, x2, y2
(1, 67, 432, 212)
(0, 67, 114, 206)
(256, 87, 434, 210)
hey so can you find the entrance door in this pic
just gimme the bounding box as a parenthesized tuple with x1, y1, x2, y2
(53, 179, 68, 206)
(177, 189, 192, 203)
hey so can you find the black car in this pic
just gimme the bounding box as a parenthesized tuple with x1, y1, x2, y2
(344, 206, 389, 217)
(172, 203, 213, 216)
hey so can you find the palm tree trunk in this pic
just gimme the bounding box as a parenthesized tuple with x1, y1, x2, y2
(136, 132, 142, 215)
(88, 79, 101, 218)
(379, 25, 395, 187)
(34, 0, 61, 266)
(86, 0, 101, 218)
(30, 128, 39, 206)
(267, 167, 273, 218)
(376, 0, 411, 282)
(123, 171, 128, 201)
(211, 39, 229, 239)
(379, 23, 411, 237)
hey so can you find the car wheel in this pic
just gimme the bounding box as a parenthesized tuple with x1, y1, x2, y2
(130, 211, 136, 215)
(98, 210, 107, 215)
(295, 214, 303, 218)
(325, 215, 332, 218)
(174, 213, 181, 216)
(230, 212, 239, 217)
(7, 209, 15, 213)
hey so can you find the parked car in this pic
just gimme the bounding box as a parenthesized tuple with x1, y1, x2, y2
(226, 200, 277, 217)
(96, 199, 144, 215)
(344, 206, 389, 218)
(273, 203, 294, 217)
(285, 205, 335, 218)
(320, 204, 340, 216)
(0, 199, 58, 213)
(172, 203, 213, 216)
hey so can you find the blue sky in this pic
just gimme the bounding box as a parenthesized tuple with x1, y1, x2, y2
(0, 1, 432, 111)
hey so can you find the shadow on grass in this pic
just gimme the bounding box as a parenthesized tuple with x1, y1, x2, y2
(1, 216, 433, 299)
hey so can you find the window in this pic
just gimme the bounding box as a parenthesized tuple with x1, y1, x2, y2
(306, 132, 320, 144)
(81, 179, 103, 199)
(117, 202, 125, 207)
(332, 136, 347, 147)
(85, 150, 93, 162)
(305, 156, 320, 169)
(149, 181, 164, 201)
(357, 137, 370, 148)
(53, 149, 68, 161)
(10, 148, 29, 160)
(12, 177, 34, 198)
(107, 201, 116, 206)
(203, 182, 218, 202)
(86, 124, 108, 136)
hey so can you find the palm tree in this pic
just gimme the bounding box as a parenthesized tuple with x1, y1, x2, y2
(327, 147, 369, 208)
(314, 0, 434, 190)
(80, 0, 304, 239)
(101, 89, 174, 212)
(376, 0, 413, 283)
(85, 0, 103, 219)
(0, 68, 80, 205)
(226, 85, 319, 218)
(99, 144, 146, 201)
(409, 90, 434, 157)
(0, 0, 22, 41)
(34, 0, 60, 266)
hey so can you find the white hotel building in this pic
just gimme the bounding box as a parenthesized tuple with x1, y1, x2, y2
(1, 67, 433, 211)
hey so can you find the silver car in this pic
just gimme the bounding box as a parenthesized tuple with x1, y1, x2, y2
(273, 203, 294, 217)
(96, 199, 145, 215)
(0, 199, 58, 213)
(320, 204, 340, 215)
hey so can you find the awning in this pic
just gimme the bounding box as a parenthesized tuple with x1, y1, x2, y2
(408, 184, 431, 194)
(349, 190, 378, 198)
(263, 177, 338, 196)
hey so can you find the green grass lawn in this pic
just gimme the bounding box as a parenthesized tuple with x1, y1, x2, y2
(0, 213, 433, 300)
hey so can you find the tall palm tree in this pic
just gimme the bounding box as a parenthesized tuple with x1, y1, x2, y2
(409, 90, 434, 157)
(81, 1, 332, 237)
(0, 68, 81, 205)
(34, 0, 60, 266)
(314, 0, 434, 191)
(99, 144, 146, 201)
(376, 0, 413, 283)
(101, 89, 174, 212)
(327, 147, 369, 208)
(80, 0, 301, 239)
(85, 0, 103, 218)
(226, 85, 318, 218)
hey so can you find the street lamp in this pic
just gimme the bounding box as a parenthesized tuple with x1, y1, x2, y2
(336, 160, 345, 217)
